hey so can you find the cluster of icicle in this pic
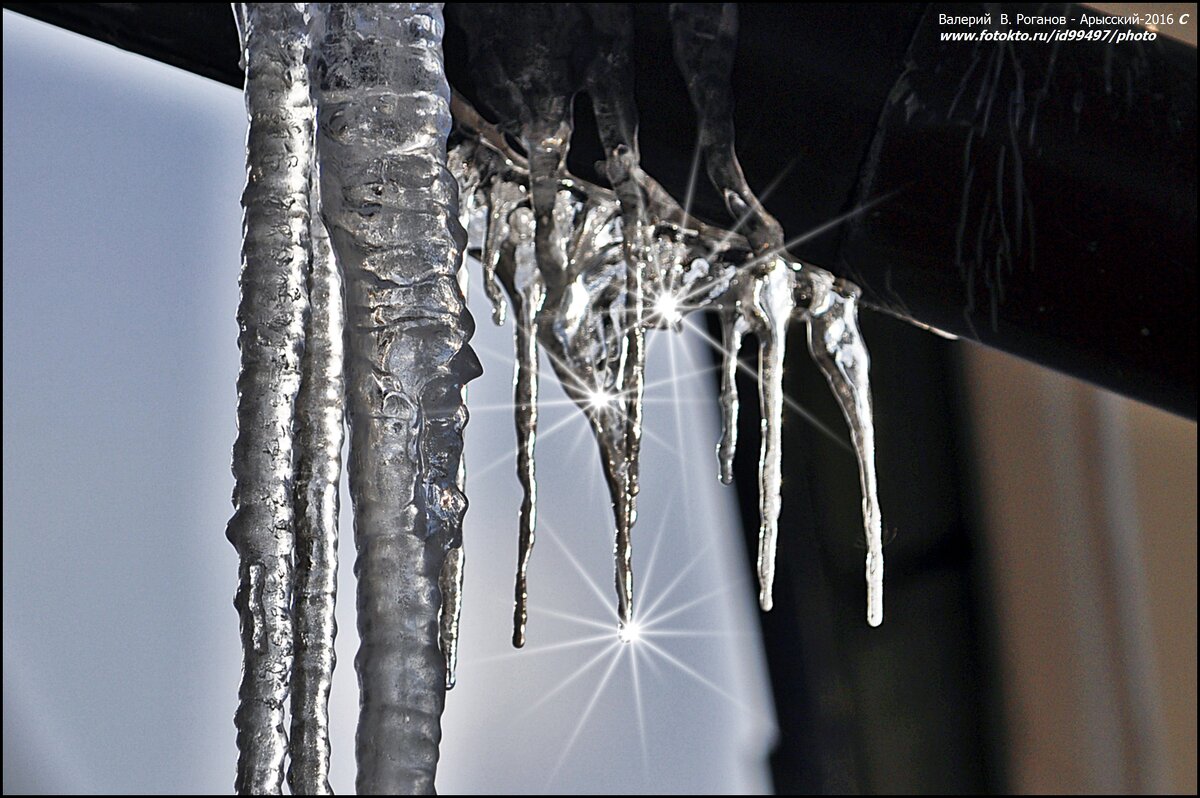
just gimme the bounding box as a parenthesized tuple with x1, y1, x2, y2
(447, 2, 883, 647)
(227, 4, 476, 794)
(226, 2, 882, 795)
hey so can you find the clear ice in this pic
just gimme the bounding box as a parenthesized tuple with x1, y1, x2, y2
(227, 4, 312, 794)
(230, 2, 885, 792)
(230, 2, 479, 794)
(287, 167, 344, 795)
(451, 1, 884, 637)
(313, 3, 479, 793)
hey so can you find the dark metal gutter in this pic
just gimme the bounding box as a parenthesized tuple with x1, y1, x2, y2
(6, 2, 1194, 417)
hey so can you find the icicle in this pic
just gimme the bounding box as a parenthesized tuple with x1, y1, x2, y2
(439, 545, 465, 689)
(583, 397, 638, 625)
(615, 308, 644, 633)
(227, 4, 312, 794)
(669, 2, 796, 610)
(287, 167, 344, 797)
(586, 3, 646, 635)
(750, 260, 795, 611)
(717, 309, 747, 485)
(506, 206, 545, 648)
(440, 217, 475, 692)
(805, 271, 884, 626)
(313, 4, 481, 793)
(615, 322, 642, 632)
(480, 181, 523, 326)
(609, 198, 646, 636)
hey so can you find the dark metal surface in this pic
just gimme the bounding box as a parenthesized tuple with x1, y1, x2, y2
(6, 2, 1195, 416)
(715, 307, 1007, 793)
(840, 4, 1197, 421)
(4, 3, 244, 88)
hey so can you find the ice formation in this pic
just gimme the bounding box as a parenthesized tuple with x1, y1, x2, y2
(449, 1, 882, 634)
(288, 157, 344, 795)
(227, 5, 313, 794)
(228, 2, 883, 793)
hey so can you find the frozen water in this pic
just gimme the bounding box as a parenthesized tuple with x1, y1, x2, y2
(287, 166, 344, 794)
(453, 2, 884, 639)
(228, 2, 885, 792)
(311, 3, 479, 793)
(227, 4, 313, 793)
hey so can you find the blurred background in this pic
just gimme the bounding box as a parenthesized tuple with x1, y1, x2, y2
(3, 5, 1196, 795)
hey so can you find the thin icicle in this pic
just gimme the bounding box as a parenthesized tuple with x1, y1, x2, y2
(481, 181, 523, 326)
(439, 545, 465, 689)
(287, 169, 344, 797)
(717, 309, 747, 485)
(806, 271, 884, 626)
(586, 2, 645, 634)
(510, 298, 541, 647)
(227, 4, 312, 794)
(314, 4, 480, 792)
(507, 206, 545, 648)
(751, 259, 795, 611)
(440, 229, 474, 692)
(616, 279, 644, 633)
(669, 2, 798, 610)
(613, 194, 646, 633)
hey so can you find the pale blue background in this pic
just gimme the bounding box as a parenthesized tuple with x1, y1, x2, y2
(2, 11, 774, 794)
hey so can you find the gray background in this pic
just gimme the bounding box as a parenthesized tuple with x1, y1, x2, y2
(2, 12, 775, 794)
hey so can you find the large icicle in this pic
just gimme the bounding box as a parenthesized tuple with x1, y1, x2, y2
(227, 4, 313, 794)
(287, 172, 344, 796)
(314, 4, 480, 793)
(805, 272, 884, 626)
